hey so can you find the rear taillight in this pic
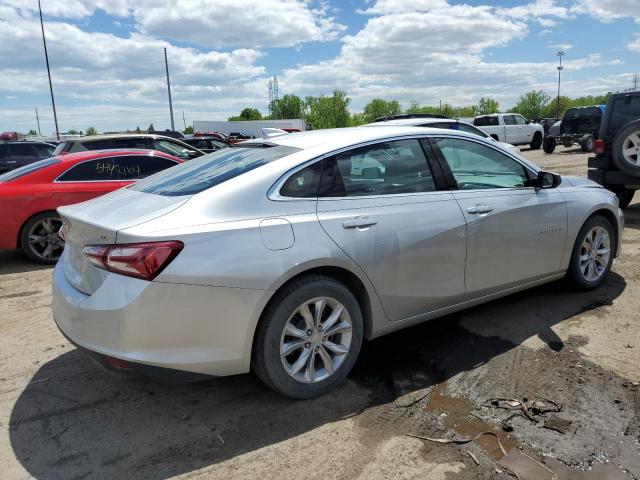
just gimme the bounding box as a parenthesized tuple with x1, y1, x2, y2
(83, 241, 183, 280)
(594, 139, 605, 155)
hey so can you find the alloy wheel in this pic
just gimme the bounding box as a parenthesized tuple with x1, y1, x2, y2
(579, 226, 611, 282)
(27, 216, 64, 262)
(621, 131, 640, 166)
(280, 296, 352, 384)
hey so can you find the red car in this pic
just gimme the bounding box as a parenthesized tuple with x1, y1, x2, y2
(0, 149, 182, 264)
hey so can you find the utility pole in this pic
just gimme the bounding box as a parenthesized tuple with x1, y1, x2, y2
(164, 47, 175, 132)
(35, 107, 41, 136)
(182, 111, 186, 131)
(38, 0, 60, 141)
(556, 51, 565, 119)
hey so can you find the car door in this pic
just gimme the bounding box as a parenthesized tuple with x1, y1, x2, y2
(315, 138, 467, 322)
(429, 136, 567, 296)
(53, 157, 128, 206)
(513, 114, 531, 143)
(502, 115, 521, 144)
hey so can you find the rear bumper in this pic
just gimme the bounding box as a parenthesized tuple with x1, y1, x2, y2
(52, 261, 270, 378)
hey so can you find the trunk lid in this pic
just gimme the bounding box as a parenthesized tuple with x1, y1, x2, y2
(58, 187, 189, 294)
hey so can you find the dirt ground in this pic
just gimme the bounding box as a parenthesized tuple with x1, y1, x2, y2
(1, 145, 639, 480)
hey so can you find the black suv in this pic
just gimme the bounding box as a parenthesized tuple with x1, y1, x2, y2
(588, 91, 640, 208)
(0, 141, 56, 172)
(543, 106, 604, 154)
(52, 134, 204, 160)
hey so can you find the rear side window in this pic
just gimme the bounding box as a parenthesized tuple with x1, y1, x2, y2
(70, 139, 112, 152)
(32, 144, 55, 157)
(8, 144, 36, 156)
(153, 139, 192, 159)
(280, 161, 322, 198)
(0, 145, 7, 157)
(319, 139, 435, 197)
(610, 96, 640, 134)
(474, 116, 499, 127)
(57, 155, 178, 182)
(131, 145, 300, 196)
(112, 137, 149, 149)
(0, 158, 60, 182)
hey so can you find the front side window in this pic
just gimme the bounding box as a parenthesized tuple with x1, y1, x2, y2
(514, 115, 527, 125)
(319, 139, 435, 197)
(132, 145, 300, 196)
(503, 115, 517, 126)
(433, 138, 530, 190)
(153, 139, 192, 159)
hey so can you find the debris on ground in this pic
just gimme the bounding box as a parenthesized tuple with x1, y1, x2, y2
(542, 416, 573, 435)
(481, 397, 562, 431)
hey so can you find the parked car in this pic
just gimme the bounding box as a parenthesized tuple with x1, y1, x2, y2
(533, 118, 561, 134)
(52, 134, 204, 160)
(0, 141, 56, 172)
(473, 113, 544, 149)
(363, 117, 521, 154)
(1, 131, 19, 142)
(588, 91, 640, 208)
(374, 113, 447, 122)
(544, 106, 605, 154)
(0, 149, 182, 263)
(53, 127, 622, 399)
(180, 136, 230, 153)
(228, 132, 254, 143)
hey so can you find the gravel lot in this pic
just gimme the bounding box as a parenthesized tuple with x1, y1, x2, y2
(1, 146, 639, 480)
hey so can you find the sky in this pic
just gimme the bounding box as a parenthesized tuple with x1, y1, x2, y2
(1, 0, 639, 134)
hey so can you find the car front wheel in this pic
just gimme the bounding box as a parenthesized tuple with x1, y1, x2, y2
(20, 212, 65, 264)
(252, 275, 363, 399)
(565, 215, 614, 291)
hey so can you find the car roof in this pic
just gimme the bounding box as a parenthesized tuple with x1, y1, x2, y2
(54, 149, 176, 163)
(245, 126, 479, 152)
(362, 118, 458, 127)
(66, 134, 183, 142)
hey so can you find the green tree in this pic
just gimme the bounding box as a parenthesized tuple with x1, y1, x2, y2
(183, 126, 194, 134)
(349, 113, 368, 126)
(28, 129, 37, 135)
(270, 95, 304, 119)
(477, 97, 500, 115)
(67, 129, 79, 135)
(85, 127, 98, 136)
(229, 108, 263, 121)
(541, 96, 571, 118)
(304, 90, 351, 129)
(511, 90, 551, 120)
(148, 123, 155, 132)
(363, 98, 402, 123)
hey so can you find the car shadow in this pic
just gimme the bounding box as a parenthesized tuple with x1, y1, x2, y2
(623, 201, 640, 229)
(0, 251, 53, 275)
(8, 274, 626, 479)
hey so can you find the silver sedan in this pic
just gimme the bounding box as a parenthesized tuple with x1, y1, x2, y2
(52, 126, 623, 398)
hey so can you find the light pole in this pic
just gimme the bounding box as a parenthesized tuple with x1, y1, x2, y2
(556, 51, 565, 119)
(164, 47, 175, 132)
(38, 0, 60, 141)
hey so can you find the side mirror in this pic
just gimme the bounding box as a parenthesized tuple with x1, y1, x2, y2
(536, 170, 562, 189)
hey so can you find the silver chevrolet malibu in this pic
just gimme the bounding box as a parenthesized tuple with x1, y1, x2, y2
(53, 126, 623, 398)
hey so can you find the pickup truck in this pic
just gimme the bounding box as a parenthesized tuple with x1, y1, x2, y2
(472, 113, 544, 149)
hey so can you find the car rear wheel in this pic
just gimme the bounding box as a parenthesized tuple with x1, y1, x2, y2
(529, 132, 542, 150)
(252, 275, 363, 399)
(565, 215, 614, 291)
(612, 119, 640, 176)
(608, 186, 636, 209)
(543, 136, 556, 154)
(580, 134, 594, 153)
(20, 212, 65, 264)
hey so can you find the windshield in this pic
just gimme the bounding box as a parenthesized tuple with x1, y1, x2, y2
(131, 145, 300, 196)
(0, 158, 60, 182)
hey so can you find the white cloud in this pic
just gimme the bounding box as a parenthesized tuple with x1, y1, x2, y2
(629, 34, 640, 52)
(572, 0, 640, 23)
(2, 0, 129, 19)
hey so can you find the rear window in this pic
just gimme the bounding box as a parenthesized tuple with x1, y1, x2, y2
(610, 96, 640, 134)
(0, 158, 60, 182)
(130, 145, 300, 196)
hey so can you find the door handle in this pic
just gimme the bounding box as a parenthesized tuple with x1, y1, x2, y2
(466, 204, 493, 215)
(343, 217, 378, 229)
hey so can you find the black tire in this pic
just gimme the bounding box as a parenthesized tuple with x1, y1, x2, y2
(563, 138, 574, 148)
(608, 186, 636, 209)
(20, 212, 64, 264)
(580, 134, 594, 153)
(490, 134, 499, 141)
(252, 275, 364, 399)
(529, 132, 542, 150)
(565, 215, 615, 291)
(612, 119, 640, 176)
(543, 136, 556, 154)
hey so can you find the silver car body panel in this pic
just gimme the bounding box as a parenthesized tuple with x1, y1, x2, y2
(53, 126, 624, 376)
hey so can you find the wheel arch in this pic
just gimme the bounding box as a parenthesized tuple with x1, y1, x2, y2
(250, 264, 377, 364)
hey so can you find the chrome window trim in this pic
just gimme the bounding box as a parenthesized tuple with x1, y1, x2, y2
(269, 133, 538, 201)
(53, 154, 179, 183)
